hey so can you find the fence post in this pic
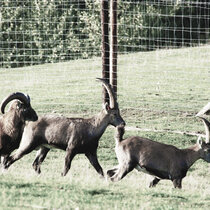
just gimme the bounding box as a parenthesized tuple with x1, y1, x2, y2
(101, 0, 110, 104)
(110, 0, 118, 97)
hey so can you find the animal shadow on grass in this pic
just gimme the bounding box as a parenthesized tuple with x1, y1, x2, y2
(150, 192, 188, 201)
(85, 189, 110, 196)
(0, 180, 49, 197)
(84, 188, 125, 201)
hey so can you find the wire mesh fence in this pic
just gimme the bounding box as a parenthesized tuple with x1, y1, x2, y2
(0, 0, 102, 67)
(0, 0, 209, 135)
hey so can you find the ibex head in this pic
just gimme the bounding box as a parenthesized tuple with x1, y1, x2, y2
(1, 92, 38, 122)
(97, 78, 125, 127)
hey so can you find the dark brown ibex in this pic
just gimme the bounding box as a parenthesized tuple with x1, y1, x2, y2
(4, 79, 125, 177)
(107, 117, 210, 189)
(0, 92, 38, 164)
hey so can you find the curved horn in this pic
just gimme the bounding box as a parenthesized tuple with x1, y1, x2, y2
(96, 78, 117, 109)
(1, 92, 31, 114)
(198, 117, 210, 143)
(196, 102, 210, 117)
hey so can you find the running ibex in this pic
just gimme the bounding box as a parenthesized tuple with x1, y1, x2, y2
(107, 117, 210, 189)
(0, 92, 38, 164)
(4, 79, 125, 177)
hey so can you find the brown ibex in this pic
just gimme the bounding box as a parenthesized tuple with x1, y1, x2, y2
(4, 78, 125, 177)
(0, 92, 38, 164)
(107, 117, 210, 189)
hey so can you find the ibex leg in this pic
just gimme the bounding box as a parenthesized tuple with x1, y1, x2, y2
(173, 179, 182, 189)
(5, 142, 38, 169)
(110, 163, 135, 182)
(85, 151, 104, 177)
(32, 146, 50, 174)
(61, 146, 76, 177)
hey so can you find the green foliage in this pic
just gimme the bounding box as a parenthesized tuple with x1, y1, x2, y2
(0, 0, 209, 67)
(1, 0, 100, 67)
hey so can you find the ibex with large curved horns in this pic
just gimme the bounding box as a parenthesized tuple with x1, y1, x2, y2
(0, 92, 38, 163)
(4, 79, 125, 177)
(107, 110, 210, 189)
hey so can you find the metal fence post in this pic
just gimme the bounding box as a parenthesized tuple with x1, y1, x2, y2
(110, 0, 118, 97)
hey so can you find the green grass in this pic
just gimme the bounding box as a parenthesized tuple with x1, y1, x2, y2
(0, 46, 210, 209)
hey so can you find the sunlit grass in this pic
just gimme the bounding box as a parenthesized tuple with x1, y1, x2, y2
(0, 46, 210, 209)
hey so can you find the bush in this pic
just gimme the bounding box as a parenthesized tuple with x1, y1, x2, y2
(0, 0, 209, 68)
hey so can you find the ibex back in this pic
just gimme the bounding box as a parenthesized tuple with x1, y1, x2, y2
(4, 79, 125, 177)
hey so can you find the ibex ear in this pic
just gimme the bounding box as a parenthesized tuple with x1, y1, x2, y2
(104, 102, 111, 113)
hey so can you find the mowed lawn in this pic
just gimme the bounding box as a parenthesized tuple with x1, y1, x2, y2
(0, 46, 210, 209)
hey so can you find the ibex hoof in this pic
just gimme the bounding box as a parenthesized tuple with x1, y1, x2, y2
(3, 158, 12, 169)
(32, 163, 41, 174)
(99, 174, 105, 179)
(61, 172, 66, 177)
(149, 183, 155, 188)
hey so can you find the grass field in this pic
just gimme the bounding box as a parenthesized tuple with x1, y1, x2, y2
(0, 46, 210, 209)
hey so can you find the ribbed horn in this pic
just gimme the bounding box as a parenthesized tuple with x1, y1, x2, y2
(1, 92, 31, 114)
(196, 102, 210, 117)
(198, 117, 210, 143)
(96, 78, 117, 109)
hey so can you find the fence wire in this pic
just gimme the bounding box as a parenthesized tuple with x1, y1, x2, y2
(0, 0, 209, 135)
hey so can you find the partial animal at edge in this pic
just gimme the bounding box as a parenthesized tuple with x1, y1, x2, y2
(0, 92, 38, 166)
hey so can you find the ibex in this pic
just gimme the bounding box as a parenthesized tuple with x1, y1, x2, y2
(107, 117, 210, 189)
(4, 78, 125, 177)
(0, 92, 38, 164)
